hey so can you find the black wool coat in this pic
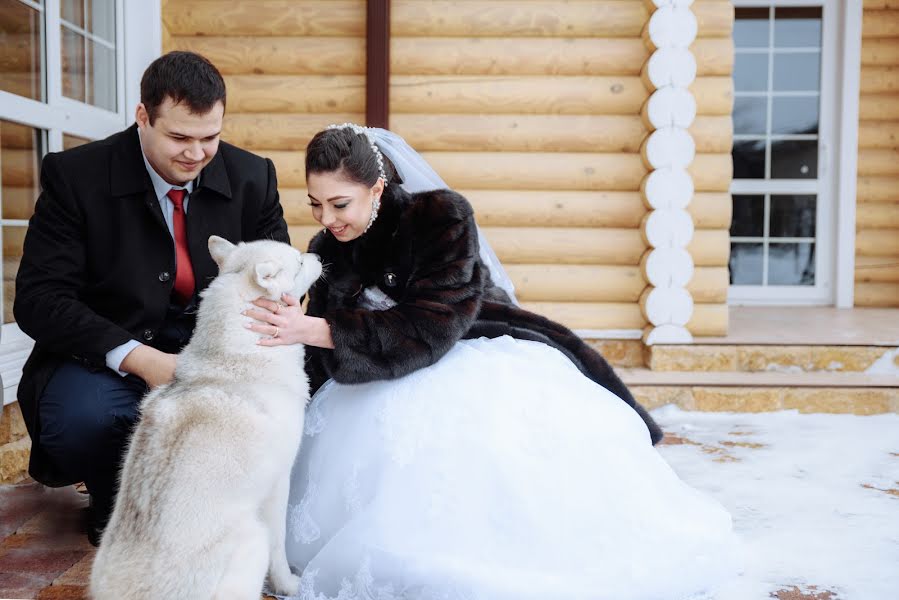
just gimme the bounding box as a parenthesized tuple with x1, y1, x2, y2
(304, 186, 663, 445)
(14, 124, 290, 485)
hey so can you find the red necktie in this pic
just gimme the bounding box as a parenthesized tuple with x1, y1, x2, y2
(167, 188, 195, 304)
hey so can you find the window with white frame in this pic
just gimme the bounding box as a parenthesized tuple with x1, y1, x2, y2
(0, 0, 159, 403)
(730, 1, 838, 305)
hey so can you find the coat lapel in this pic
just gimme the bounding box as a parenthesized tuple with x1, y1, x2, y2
(109, 124, 168, 233)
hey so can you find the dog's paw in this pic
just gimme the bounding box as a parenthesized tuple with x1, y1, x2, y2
(272, 572, 302, 596)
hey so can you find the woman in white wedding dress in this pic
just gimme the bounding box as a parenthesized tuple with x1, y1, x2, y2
(245, 125, 738, 600)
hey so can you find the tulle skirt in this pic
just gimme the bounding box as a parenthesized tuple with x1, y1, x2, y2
(285, 336, 738, 600)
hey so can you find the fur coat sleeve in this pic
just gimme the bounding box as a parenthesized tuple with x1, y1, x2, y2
(305, 190, 484, 387)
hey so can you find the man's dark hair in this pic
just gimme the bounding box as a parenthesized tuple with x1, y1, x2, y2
(140, 51, 226, 124)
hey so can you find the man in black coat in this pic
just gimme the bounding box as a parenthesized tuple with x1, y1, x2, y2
(13, 51, 289, 545)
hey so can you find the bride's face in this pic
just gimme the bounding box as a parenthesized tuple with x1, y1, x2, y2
(307, 170, 383, 242)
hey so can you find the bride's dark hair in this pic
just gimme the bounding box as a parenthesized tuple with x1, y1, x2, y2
(305, 127, 400, 187)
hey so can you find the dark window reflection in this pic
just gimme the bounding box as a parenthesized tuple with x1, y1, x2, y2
(734, 97, 768, 135)
(735, 8, 770, 48)
(733, 140, 767, 179)
(774, 7, 822, 48)
(769, 242, 815, 285)
(730, 243, 764, 285)
(772, 96, 819, 135)
(736, 54, 769, 92)
(771, 140, 817, 178)
(773, 52, 821, 91)
(770, 195, 816, 238)
(731, 195, 765, 237)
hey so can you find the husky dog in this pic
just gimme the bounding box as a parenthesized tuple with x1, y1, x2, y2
(90, 236, 322, 600)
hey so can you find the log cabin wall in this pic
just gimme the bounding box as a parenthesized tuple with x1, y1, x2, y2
(162, 0, 367, 250)
(162, 0, 735, 335)
(855, 0, 899, 307)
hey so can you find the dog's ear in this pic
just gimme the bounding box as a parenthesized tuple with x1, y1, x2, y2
(208, 236, 236, 267)
(255, 261, 283, 294)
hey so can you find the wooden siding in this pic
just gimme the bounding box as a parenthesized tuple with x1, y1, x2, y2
(857, 0, 899, 307)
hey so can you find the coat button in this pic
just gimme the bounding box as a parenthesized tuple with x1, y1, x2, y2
(142, 329, 155, 341)
(158, 271, 171, 282)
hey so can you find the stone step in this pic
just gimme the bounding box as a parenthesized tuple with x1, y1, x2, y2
(620, 368, 899, 415)
(646, 344, 899, 374)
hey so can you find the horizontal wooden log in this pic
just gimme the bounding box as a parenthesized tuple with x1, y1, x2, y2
(687, 266, 729, 303)
(221, 113, 363, 151)
(857, 148, 899, 176)
(687, 193, 733, 229)
(391, 114, 648, 153)
(857, 176, 899, 203)
(391, 1, 648, 38)
(483, 227, 646, 265)
(862, 10, 899, 38)
(0, 5, 37, 34)
(3, 257, 20, 281)
(0, 33, 41, 73)
(864, 0, 899, 9)
(163, 1, 365, 37)
(169, 36, 365, 75)
(505, 265, 646, 302)
(854, 282, 899, 307)
(288, 226, 325, 253)
(0, 149, 38, 188)
(688, 154, 733, 192)
(1, 187, 38, 221)
(689, 229, 730, 266)
(224, 75, 364, 113)
(279, 189, 316, 226)
(3, 281, 14, 324)
(519, 301, 646, 330)
(860, 66, 899, 94)
(2, 226, 26, 257)
(861, 38, 899, 66)
(858, 120, 899, 148)
(0, 72, 41, 99)
(421, 151, 647, 191)
(457, 190, 646, 228)
(689, 116, 733, 153)
(390, 75, 647, 115)
(855, 256, 899, 282)
(691, 38, 733, 77)
(856, 228, 899, 256)
(693, 1, 735, 38)
(392, 37, 648, 76)
(0, 121, 40, 150)
(691, 77, 734, 116)
(856, 202, 899, 228)
(687, 303, 728, 337)
(859, 94, 899, 121)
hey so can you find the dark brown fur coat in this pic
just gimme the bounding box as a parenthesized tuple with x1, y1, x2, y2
(304, 186, 663, 444)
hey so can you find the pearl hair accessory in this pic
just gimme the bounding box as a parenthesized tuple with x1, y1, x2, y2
(326, 123, 386, 234)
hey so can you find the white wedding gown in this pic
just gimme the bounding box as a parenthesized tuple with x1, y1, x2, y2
(284, 335, 738, 600)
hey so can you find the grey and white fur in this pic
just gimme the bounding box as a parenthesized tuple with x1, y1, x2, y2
(90, 236, 322, 600)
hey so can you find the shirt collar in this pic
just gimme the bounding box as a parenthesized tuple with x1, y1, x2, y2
(137, 128, 196, 200)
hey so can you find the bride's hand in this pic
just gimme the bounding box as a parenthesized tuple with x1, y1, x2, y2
(244, 294, 334, 348)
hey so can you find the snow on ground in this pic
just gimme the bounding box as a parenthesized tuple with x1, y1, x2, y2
(653, 407, 899, 600)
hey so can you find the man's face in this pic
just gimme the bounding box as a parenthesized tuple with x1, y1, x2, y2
(135, 97, 224, 186)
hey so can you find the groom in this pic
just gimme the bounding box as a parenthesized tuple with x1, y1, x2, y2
(13, 51, 290, 546)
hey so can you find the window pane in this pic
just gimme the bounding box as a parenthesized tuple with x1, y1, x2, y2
(1, 119, 42, 221)
(61, 0, 85, 27)
(731, 195, 765, 237)
(3, 226, 27, 323)
(89, 0, 116, 43)
(774, 7, 822, 48)
(772, 96, 819, 135)
(735, 54, 769, 92)
(62, 26, 87, 102)
(733, 140, 766, 179)
(734, 97, 768, 135)
(730, 243, 764, 285)
(86, 40, 116, 111)
(0, 0, 44, 102)
(770, 195, 816, 238)
(773, 52, 821, 92)
(769, 242, 815, 286)
(63, 134, 92, 150)
(771, 140, 818, 179)
(735, 7, 770, 48)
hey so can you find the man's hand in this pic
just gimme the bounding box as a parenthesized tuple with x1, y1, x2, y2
(119, 345, 178, 389)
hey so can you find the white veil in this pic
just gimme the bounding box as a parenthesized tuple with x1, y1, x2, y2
(368, 128, 518, 303)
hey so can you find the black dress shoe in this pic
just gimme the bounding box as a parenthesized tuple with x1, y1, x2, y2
(86, 494, 112, 547)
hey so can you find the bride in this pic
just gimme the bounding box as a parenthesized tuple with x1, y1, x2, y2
(245, 124, 738, 599)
